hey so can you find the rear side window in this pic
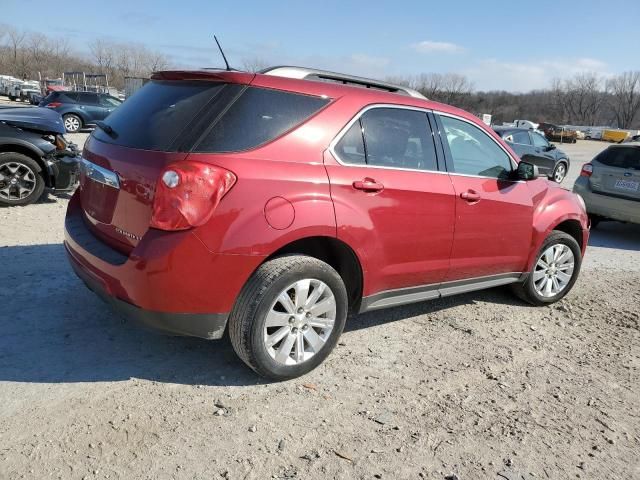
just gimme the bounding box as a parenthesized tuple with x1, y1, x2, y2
(505, 131, 531, 145)
(596, 147, 640, 170)
(334, 107, 438, 171)
(93, 80, 226, 151)
(195, 87, 329, 153)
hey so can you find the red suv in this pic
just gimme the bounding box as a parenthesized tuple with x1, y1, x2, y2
(64, 67, 589, 379)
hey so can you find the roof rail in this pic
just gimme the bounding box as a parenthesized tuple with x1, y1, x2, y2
(260, 66, 427, 100)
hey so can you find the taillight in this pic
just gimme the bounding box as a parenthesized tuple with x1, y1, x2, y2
(150, 161, 236, 231)
(580, 163, 593, 177)
(45, 102, 61, 108)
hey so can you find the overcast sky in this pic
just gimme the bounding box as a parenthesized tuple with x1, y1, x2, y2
(3, 0, 639, 92)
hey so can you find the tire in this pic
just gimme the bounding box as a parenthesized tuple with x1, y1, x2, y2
(63, 114, 82, 133)
(0, 153, 46, 206)
(512, 231, 582, 306)
(552, 162, 567, 183)
(229, 255, 348, 380)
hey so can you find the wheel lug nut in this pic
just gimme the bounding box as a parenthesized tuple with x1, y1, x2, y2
(305, 312, 311, 318)
(292, 327, 298, 334)
(297, 307, 303, 314)
(302, 324, 309, 331)
(288, 317, 295, 324)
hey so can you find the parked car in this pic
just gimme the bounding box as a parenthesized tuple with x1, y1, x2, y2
(39, 91, 123, 133)
(573, 142, 640, 226)
(0, 107, 80, 206)
(13, 81, 41, 102)
(65, 67, 589, 380)
(538, 122, 577, 143)
(493, 126, 571, 182)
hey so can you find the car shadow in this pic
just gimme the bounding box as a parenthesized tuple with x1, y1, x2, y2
(588, 221, 640, 252)
(0, 243, 534, 386)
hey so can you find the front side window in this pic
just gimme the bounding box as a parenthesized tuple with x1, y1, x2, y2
(440, 115, 513, 179)
(100, 95, 122, 107)
(531, 132, 549, 148)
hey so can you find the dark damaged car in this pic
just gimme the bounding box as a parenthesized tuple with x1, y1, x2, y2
(0, 107, 80, 206)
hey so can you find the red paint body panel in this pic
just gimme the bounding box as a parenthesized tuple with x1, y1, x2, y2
(65, 69, 589, 325)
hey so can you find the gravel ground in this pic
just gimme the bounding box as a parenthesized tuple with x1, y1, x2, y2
(0, 136, 639, 480)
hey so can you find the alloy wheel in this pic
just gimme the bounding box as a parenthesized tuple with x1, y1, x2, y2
(263, 279, 336, 366)
(554, 164, 566, 182)
(0, 162, 37, 201)
(64, 116, 80, 132)
(532, 244, 575, 298)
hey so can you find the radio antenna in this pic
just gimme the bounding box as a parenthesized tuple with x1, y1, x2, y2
(214, 35, 232, 71)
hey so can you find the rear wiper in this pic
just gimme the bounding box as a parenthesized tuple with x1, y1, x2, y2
(95, 121, 116, 138)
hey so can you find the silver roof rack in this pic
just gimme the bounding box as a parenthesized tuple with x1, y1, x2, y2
(260, 66, 427, 100)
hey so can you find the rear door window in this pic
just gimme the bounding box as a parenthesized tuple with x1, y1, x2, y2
(506, 131, 532, 145)
(77, 92, 99, 105)
(334, 120, 366, 165)
(360, 108, 437, 171)
(195, 87, 330, 153)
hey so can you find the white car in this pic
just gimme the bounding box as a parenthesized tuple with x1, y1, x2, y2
(16, 81, 41, 102)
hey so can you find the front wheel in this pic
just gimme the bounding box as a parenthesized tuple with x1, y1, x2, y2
(0, 153, 46, 206)
(229, 255, 348, 380)
(512, 231, 582, 306)
(552, 162, 567, 183)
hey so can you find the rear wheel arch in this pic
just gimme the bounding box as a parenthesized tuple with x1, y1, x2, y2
(264, 236, 364, 314)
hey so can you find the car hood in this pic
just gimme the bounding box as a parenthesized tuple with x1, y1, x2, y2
(0, 107, 65, 134)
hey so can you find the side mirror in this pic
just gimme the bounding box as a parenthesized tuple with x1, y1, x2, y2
(546, 144, 556, 151)
(517, 161, 539, 181)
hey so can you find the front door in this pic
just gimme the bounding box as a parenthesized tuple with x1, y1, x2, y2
(325, 106, 456, 297)
(436, 114, 534, 281)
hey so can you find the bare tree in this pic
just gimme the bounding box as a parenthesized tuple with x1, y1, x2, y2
(559, 73, 605, 125)
(242, 57, 269, 73)
(607, 71, 640, 129)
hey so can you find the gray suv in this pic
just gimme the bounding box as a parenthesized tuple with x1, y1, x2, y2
(573, 143, 640, 227)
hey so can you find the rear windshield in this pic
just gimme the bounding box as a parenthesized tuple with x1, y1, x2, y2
(93, 80, 225, 151)
(596, 147, 640, 170)
(93, 81, 330, 152)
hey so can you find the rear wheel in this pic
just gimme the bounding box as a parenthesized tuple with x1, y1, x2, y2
(0, 153, 45, 206)
(552, 162, 567, 183)
(229, 255, 348, 380)
(63, 114, 82, 133)
(512, 231, 581, 306)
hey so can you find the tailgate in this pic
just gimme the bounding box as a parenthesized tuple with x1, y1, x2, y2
(80, 137, 188, 253)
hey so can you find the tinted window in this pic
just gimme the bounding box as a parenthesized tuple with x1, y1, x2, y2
(93, 80, 226, 151)
(60, 92, 79, 102)
(531, 132, 549, 148)
(335, 120, 366, 165)
(77, 92, 99, 105)
(196, 87, 329, 152)
(504, 131, 531, 145)
(360, 108, 437, 171)
(596, 147, 640, 170)
(440, 115, 513, 179)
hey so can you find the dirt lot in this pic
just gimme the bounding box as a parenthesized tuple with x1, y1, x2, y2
(0, 135, 639, 480)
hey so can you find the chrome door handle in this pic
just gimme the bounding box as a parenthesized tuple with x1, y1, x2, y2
(353, 179, 384, 192)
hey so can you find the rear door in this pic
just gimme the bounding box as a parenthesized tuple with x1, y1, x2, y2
(591, 146, 640, 200)
(435, 113, 534, 281)
(325, 106, 456, 296)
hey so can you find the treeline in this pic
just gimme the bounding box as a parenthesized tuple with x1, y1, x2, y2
(0, 24, 170, 90)
(390, 71, 640, 129)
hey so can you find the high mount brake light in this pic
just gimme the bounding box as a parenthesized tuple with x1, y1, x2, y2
(580, 163, 593, 177)
(150, 161, 236, 231)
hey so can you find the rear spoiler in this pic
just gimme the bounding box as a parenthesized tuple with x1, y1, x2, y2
(151, 70, 255, 84)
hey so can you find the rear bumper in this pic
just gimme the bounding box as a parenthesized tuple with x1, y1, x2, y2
(574, 178, 640, 224)
(67, 250, 228, 339)
(64, 191, 264, 339)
